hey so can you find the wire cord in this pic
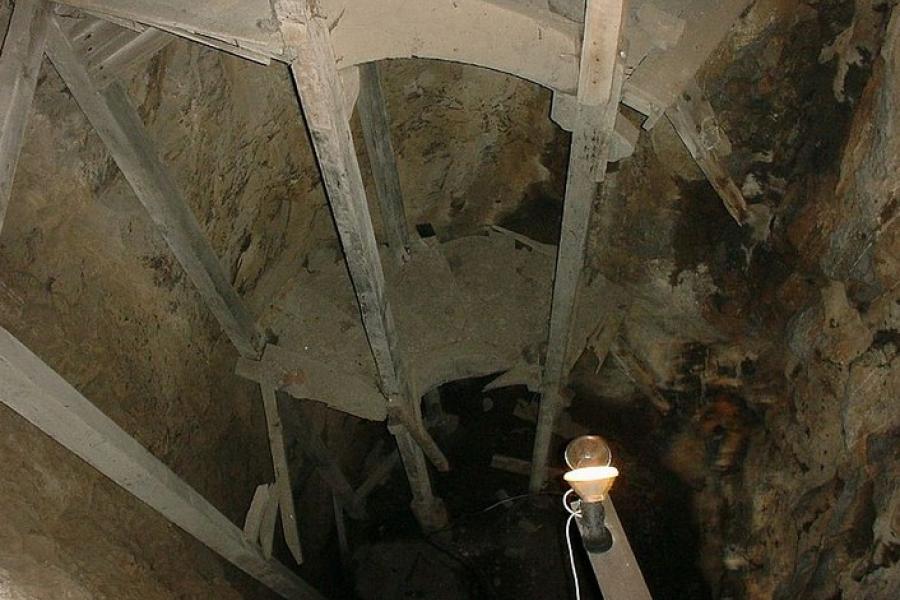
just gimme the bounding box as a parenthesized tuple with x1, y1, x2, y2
(563, 489, 582, 600)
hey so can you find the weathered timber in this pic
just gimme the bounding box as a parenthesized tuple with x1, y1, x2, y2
(622, 0, 752, 128)
(576, 496, 652, 600)
(667, 78, 748, 224)
(530, 0, 627, 492)
(0, 326, 323, 600)
(0, 0, 49, 233)
(357, 61, 410, 260)
(259, 382, 304, 564)
(236, 343, 387, 421)
(274, 0, 447, 523)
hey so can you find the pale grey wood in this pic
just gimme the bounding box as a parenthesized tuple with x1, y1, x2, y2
(242, 482, 272, 542)
(80, 24, 132, 66)
(90, 27, 173, 88)
(259, 484, 279, 560)
(610, 344, 672, 414)
(235, 343, 387, 421)
(530, 0, 626, 492)
(67, 12, 110, 41)
(259, 382, 304, 565)
(332, 493, 350, 570)
(391, 421, 448, 531)
(277, 0, 404, 402)
(0, 326, 323, 600)
(296, 415, 366, 519)
(357, 61, 410, 260)
(44, 17, 262, 358)
(577, 496, 653, 600)
(274, 0, 447, 512)
(352, 449, 400, 503)
(0, 0, 49, 234)
(667, 79, 748, 224)
(622, 0, 752, 129)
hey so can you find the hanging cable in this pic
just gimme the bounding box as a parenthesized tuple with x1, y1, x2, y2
(563, 489, 582, 600)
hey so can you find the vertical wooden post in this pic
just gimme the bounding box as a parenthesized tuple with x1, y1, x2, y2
(43, 18, 262, 359)
(259, 382, 304, 564)
(357, 61, 410, 261)
(0, 0, 49, 233)
(530, 0, 627, 491)
(273, 0, 446, 529)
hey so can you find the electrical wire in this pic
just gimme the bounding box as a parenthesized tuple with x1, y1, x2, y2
(424, 490, 562, 537)
(563, 489, 582, 600)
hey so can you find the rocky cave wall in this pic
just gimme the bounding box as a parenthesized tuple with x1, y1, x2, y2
(571, 1, 898, 598)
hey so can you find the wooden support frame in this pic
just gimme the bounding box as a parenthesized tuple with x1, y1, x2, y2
(259, 382, 304, 564)
(295, 409, 366, 518)
(0, 0, 49, 233)
(90, 27, 174, 89)
(622, 0, 753, 129)
(667, 78, 748, 224)
(43, 17, 262, 359)
(530, 0, 627, 491)
(357, 61, 410, 261)
(0, 326, 323, 600)
(576, 497, 652, 600)
(273, 0, 447, 527)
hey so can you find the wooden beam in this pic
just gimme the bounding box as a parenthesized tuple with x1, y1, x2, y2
(357, 61, 410, 260)
(295, 415, 366, 519)
(235, 343, 387, 421)
(667, 78, 748, 224)
(610, 343, 672, 415)
(530, 0, 626, 492)
(259, 382, 303, 564)
(90, 27, 173, 89)
(0, 326, 323, 600)
(576, 497, 652, 600)
(391, 422, 449, 532)
(273, 0, 447, 525)
(352, 448, 400, 504)
(44, 17, 262, 359)
(0, 0, 49, 233)
(622, 0, 752, 128)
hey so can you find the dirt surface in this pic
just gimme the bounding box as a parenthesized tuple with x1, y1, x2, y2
(351, 380, 711, 600)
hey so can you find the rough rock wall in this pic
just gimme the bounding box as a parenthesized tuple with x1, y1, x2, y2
(0, 34, 306, 599)
(375, 59, 566, 243)
(736, 5, 899, 598)
(570, 1, 897, 598)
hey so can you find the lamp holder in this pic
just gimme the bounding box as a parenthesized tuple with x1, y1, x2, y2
(578, 500, 613, 553)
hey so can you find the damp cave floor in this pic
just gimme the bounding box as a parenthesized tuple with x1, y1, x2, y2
(337, 377, 712, 600)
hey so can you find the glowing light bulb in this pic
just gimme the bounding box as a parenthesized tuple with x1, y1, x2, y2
(564, 435, 612, 470)
(564, 465, 619, 502)
(564, 436, 618, 502)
